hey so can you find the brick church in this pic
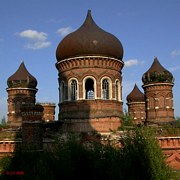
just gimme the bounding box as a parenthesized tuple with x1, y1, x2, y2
(3, 10, 180, 170)
(6, 10, 175, 134)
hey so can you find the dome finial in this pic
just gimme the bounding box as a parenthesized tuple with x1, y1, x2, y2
(154, 56, 158, 61)
(88, 9, 91, 14)
(85, 9, 93, 22)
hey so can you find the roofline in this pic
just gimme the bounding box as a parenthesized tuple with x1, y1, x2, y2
(126, 102, 145, 105)
(6, 87, 38, 92)
(56, 55, 124, 66)
(142, 82, 174, 88)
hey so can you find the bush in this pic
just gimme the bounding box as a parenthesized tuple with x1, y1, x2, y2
(0, 127, 172, 180)
(121, 127, 172, 180)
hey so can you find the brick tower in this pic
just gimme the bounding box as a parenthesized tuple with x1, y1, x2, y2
(56, 10, 124, 133)
(6, 62, 38, 128)
(142, 57, 174, 124)
(126, 84, 146, 124)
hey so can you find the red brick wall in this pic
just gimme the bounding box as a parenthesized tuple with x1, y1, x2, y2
(143, 83, 174, 123)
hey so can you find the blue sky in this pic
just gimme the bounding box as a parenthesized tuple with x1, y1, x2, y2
(0, 0, 180, 120)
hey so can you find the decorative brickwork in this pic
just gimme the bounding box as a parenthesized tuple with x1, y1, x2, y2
(127, 103, 146, 124)
(143, 83, 174, 123)
(158, 137, 180, 170)
(38, 103, 56, 122)
(6, 88, 37, 128)
(21, 105, 43, 150)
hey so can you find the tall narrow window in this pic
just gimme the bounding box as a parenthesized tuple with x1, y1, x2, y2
(60, 82, 65, 102)
(115, 80, 119, 100)
(71, 80, 77, 100)
(85, 78, 94, 99)
(102, 79, 109, 99)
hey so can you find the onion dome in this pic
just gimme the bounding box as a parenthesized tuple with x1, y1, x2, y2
(7, 62, 37, 88)
(126, 84, 145, 103)
(56, 10, 124, 61)
(142, 57, 174, 84)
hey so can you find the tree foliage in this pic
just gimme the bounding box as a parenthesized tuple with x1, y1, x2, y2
(119, 109, 133, 130)
(120, 127, 171, 180)
(0, 127, 173, 180)
(0, 116, 7, 129)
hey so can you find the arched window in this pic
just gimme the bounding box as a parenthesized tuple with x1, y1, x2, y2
(115, 80, 119, 100)
(149, 96, 154, 109)
(71, 80, 77, 100)
(60, 81, 65, 102)
(159, 95, 164, 108)
(85, 78, 94, 99)
(166, 93, 173, 108)
(102, 79, 109, 99)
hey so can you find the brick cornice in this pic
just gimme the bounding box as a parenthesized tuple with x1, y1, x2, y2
(56, 55, 124, 72)
(142, 82, 174, 88)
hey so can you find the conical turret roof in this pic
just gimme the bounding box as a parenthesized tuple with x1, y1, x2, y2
(126, 84, 145, 103)
(142, 57, 174, 84)
(7, 62, 37, 88)
(56, 10, 124, 61)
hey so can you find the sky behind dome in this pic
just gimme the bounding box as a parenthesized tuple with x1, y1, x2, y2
(0, 0, 180, 120)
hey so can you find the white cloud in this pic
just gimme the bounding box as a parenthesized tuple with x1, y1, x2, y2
(25, 41, 51, 50)
(19, 30, 48, 41)
(56, 27, 73, 36)
(124, 59, 138, 67)
(18, 29, 51, 50)
(171, 49, 180, 57)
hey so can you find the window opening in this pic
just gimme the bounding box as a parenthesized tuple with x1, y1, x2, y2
(60, 82, 65, 102)
(102, 79, 109, 99)
(85, 78, 94, 99)
(71, 80, 77, 100)
(115, 81, 119, 100)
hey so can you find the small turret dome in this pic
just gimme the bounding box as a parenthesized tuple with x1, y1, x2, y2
(142, 57, 174, 84)
(126, 84, 145, 103)
(7, 62, 37, 88)
(56, 10, 124, 61)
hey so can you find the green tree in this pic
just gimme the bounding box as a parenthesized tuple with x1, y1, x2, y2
(175, 116, 180, 121)
(119, 109, 133, 130)
(121, 126, 172, 180)
(0, 116, 7, 129)
(0, 129, 173, 179)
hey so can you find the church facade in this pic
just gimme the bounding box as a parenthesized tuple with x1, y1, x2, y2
(2, 10, 180, 170)
(6, 10, 175, 133)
